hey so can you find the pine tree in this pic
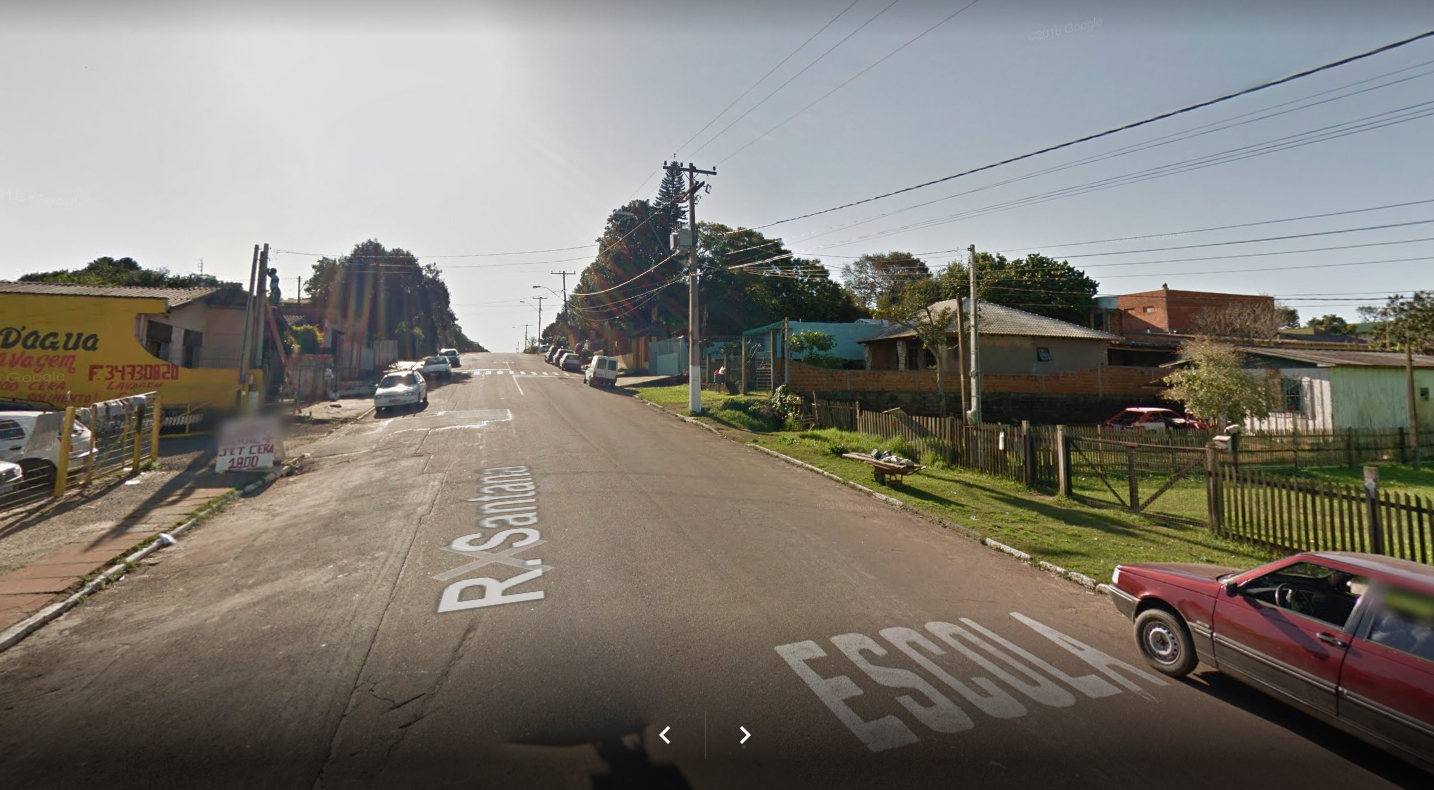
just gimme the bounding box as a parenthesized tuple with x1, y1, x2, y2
(654, 166, 688, 225)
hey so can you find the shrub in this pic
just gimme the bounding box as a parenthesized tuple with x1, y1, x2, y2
(769, 384, 804, 421)
(889, 437, 916, 461)
(285, 324, 325, 355)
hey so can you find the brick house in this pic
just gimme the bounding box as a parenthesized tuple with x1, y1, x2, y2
(1097, 286, 1275, 336)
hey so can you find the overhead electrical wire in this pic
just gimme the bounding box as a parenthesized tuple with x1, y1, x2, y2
(738, 27, 1434, 232)
(718, 0, 984, 165)
(686, 0, 903, 159)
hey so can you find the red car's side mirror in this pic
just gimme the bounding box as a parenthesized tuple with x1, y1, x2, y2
(1222, 581, 1241, 597)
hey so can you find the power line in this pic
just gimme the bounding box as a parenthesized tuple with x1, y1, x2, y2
(742, 27, 1434, 232)
(718, 0, 984, 165)
(687, 0, 902, 159)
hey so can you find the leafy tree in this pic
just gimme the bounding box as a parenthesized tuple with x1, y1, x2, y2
(1359, 292, 1434, 353)
(877, 279, 963, 418)
(935, 252, 1098, 325)
(1306, 314, 1354, 335)
(304, 240, 473, 358)
(20, 256, 231, 289)
(1162, 340, 1278, 427)
(789, 330, 844, 369)
(840, 252, 931, 311)
(284, 324, 325, 355)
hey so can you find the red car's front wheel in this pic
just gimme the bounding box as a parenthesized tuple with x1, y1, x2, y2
(1134, 609, 1198, 677)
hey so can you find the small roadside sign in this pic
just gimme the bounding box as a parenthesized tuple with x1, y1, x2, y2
(216, 417, 285, 472)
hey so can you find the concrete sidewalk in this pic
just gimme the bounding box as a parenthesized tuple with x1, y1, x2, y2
(0, 396, 375, 636)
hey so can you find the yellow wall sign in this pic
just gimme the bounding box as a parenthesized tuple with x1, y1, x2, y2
(0, 293, 242, 410)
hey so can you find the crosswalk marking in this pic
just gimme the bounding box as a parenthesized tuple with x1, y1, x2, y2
(470, 370, 574, 378)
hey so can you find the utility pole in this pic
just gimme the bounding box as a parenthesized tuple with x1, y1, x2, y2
(668, 161, 716, 415)
(551, 270, 575, 329)
(524, 324, 530, 352)
(254, 244, 269, 372)
(967, 244, 982, 424)
(531, 296, 546, 343)
(238, 245, 260, 392)
(297, 276, 303, 306)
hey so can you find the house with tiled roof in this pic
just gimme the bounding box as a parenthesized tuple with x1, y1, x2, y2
(859, 298, 1120, 375)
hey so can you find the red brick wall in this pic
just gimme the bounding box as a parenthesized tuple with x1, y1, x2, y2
(787, 361, 1163, 396)
(1117, 290, 1274, 335)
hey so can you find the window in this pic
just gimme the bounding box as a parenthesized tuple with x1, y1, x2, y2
(1422, 387, 1430, 402)
(144, 320, 173, 362)
(1142, 306, 1156, 313)
(1242, 561, 1365, 629)
(0, 419, 25, 443)
(1281, 378, 1304, 414)
(1368, 586, 1434, 663)
(182, 329, 203, 368)
(1036, 347, 1052, 362)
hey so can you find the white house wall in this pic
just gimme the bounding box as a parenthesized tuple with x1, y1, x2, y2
(1244, 370, 1332, 434)
(1328, 367, 1434, 431)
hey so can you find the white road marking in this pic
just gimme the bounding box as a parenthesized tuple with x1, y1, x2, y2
(437, 466, 548, 613)
(777, 614, 1165, 752)
(511, 371, 524, 395)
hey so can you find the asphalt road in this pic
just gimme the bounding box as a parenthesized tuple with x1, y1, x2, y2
(0, 352, 1424, 789)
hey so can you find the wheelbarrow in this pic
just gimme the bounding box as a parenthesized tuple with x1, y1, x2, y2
(841, 453, 925, 485)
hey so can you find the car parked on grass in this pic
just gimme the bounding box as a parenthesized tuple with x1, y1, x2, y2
(373, 370, 428, 415)
(438, 348, 461, 368)
(421, 355, 452, 381)
(0, 410, 94, 489)
(1105, 407, 1207, 432)
(1108, 551, 1434, 772)
(584, 355, 620, 388)
(559, 352, 584, 373)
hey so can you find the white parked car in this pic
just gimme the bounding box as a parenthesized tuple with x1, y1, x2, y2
(0, 410, 94, 488)
(373, 371, 428, 416)
(0, 460, 22, 496)
(584, 356, 620, 388)
(421, 355, 452, 381)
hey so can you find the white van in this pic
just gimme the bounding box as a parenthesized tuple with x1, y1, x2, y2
(584, 356, 620, 388)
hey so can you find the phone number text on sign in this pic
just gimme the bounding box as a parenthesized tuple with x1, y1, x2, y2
(435, 465, 550, 613)
(215, 418, 285, 472)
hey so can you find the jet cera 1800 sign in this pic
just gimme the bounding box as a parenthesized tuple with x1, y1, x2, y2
(434, 466, 551, 613)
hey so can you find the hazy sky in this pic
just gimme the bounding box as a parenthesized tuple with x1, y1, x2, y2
(5, 0, 1434, 351)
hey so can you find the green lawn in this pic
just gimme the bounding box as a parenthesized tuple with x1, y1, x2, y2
(631, 393, 1280, 581)
(1261, 463, 1434, 500)
(630, 384, 771, 412)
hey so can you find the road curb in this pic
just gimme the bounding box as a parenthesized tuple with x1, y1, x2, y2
(636, 398, 725, 438)
(745, 444, 1104, 593)
(0, 455, 307, 654)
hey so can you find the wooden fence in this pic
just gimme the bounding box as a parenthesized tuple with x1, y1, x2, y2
(1215, 467, 1433, 564)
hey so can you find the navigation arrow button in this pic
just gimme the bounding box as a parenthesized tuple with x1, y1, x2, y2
(659, 726, 671, 745)
(739, 726, 751, 745)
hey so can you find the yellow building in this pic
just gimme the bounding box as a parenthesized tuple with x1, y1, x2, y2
(0, 281, 257, 411)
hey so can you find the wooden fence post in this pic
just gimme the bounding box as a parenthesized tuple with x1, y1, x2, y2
(131, 401, 144, 475)
(1056, 425, 1072, 497)
(1364, 465, 1384, 555)
(1399, 426, 1408, 464)
(1206, 444, 1222, 533)
(52, 406, 75, 498)
(150, 395, 162, 463)
(1345, 426, 1356, 468)
(1127, 445, 1140, 512)
(1021, 420, 1036, 488)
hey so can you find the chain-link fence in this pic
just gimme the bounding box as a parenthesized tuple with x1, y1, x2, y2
(0, 392, 160, 513)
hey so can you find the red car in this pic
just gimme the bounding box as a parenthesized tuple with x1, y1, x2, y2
(1104, 407, 1209, 432)
(1108, 552, 1434, 772)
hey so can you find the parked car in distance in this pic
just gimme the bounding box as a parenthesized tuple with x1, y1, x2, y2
(1105, 407, 1206, 432)
(1108, 551, 1434, 772)
(548, 346, 567, 365)
(559, 352, 584, 373)
(421, 355, 452, 381)
(373, 371, 427, 415)
(438, 348, 460, 368)
(539, 344, 550, 354)
(0, 410, 94, 488)
(585, 355, 620, 388)
(0, 460, 23, 496)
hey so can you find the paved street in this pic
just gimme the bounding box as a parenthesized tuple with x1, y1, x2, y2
(0, 352, 1423, 789)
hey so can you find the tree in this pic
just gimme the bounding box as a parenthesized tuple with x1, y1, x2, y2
(840, 252, 930, 311)
(877, 279, 963, 419)
(1162, 340, 1278, 427)
(20, 256, 230, 289)
(653, 167, 688, 226)
(1193, 299, 1295, 340)
(936, 252, 1098, 325)
(1306, 314, 1353, 336)
(304, 240, 474, 358)
(284, 324, 325, 355)
(1360, 291, 1434, 352)
(789, 330, 843, 369)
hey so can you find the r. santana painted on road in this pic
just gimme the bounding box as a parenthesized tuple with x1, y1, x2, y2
(434, 465, 550, 613)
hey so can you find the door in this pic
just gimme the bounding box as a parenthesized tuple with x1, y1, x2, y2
(1338, 584, 1434, 766)
(1213, 560, 1364, 716)
(0, 419, 25, 463)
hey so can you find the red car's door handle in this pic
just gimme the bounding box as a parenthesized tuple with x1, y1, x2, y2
(1316, 632, 1348, 648)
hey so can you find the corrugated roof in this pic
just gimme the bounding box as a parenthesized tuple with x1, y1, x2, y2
(1239, 347, 1434, 368)
(860, 299, 1119, 342)
(0, 281, 221, 308)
